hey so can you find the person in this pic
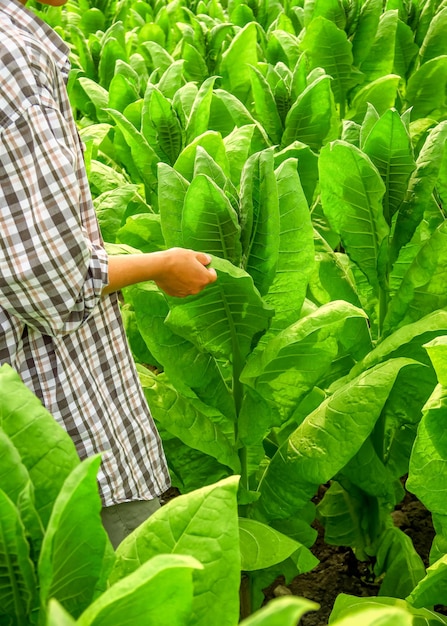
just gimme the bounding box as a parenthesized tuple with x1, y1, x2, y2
(0, 0, 217, 548)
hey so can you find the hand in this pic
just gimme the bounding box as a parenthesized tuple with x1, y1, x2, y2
(153, 248, 217, 297)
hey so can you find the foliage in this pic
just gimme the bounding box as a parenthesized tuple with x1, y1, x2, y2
(19, 0, 447, 621)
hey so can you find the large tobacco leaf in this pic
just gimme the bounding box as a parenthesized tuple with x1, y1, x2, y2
(0, 490, 36, 624)
(319, 140, 389, 293)
(110, 476, 240, 626)
(0, 365, 79, 527)
(255, 358, 413, 520)
(38, 456, 114, 620)
(165, 256, 274, 363)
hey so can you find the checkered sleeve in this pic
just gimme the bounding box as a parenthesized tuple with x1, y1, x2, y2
(0, 103, 109, 337)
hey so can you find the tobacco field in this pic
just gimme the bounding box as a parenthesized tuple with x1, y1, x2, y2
(2, 0, 447, 622)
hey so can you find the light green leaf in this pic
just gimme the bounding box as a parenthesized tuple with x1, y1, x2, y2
(407, 553, 447, 608)
(360, 10, 398, 82)
(239, 517, 317, 571)
(240, 148, 280, 296)
(407, 382, 447, 515)
(0, 365, 79, 527)
(220, 22, 258, 103)
(362, 109, 415, 225)
(390, 120, 447, 263)
(405, 56, 447, 121)
(94, 184, 139, 243)
(165, 256, 274, 363)
(182, 174, 242, 264)
(38, 456, 114, 620)
(250, 65, 283, 145)
(0, 489, 36, 623)
(330, 594, 447, 625)
(240, 596, 319, 626)
(78, 77, 110, 123)
(385, 221, 447, 333)
(110, 476, 241, 626)
(319, 140, 389, 292)
(241, 301, 369, 423)
(78, 555, 201, 626)
(424, 336, 447, 386)
(174, 131, 230, 181)
(419, 7, 447, 66)
(264, 158, 314, 334)
(281, 74, 339, 151)
(138, 369, 239, 471)
(46, 599, 77, 625)
(158, 162, 189, 247)
(256, 358, 413, 519)
(299, 16, 361, 110)
(351, 0, 382, 67)
(186, 76, 218, 143)
(348, 75, 401, 124)
(374, 526, 426, 599)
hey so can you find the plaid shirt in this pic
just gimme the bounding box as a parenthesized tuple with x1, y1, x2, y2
(0, 0, 170, 506)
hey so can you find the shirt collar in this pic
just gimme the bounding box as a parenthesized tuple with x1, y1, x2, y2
(0, 0, 70, 71)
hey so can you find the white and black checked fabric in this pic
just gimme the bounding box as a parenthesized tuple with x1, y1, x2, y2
(0, 0, 170, 506)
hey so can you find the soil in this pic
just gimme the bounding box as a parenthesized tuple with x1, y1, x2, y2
(262, 487, 447, 625)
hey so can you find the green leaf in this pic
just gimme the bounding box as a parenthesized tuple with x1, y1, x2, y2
(250, 65, 283, 145)
(182, 174, 242, 265)
(158, 162, 189, 247)
(264, 158, 314, 334)
(390, 121, 447, 262)
(240, 149, 280, 296)
(241, 301, 369, 423)
(142, 87, 183, 164)
(299, 16, 361, 110)
(138, 369, 239, 471)
(330, 594, 447, 625)
(319, 140, 389, 292)
(108, 73, 139, 114)
(174, 131, 230, 181)
(240, 596, 319, 626)
(374, 526, 426, 598)
(166, 256, 274, 363)
(186, 76, 217, 143)
(46, 599, 77, 626)
(362, 109, 415, 225)
(0, 365, 79, 527)
(0, 489, 36, 624)
(351, 0, 382, 67)
(78, 554, 201, 626)
(360, 10, 398, 82)
(419, 7, 447, 66)
(126, 283, 236, 423)
(424, 336, 447, 386)
(98, 36, 128, 90)
(239, 517, 317, 571)
(347, 75, 400, 123)
(407, 553, 447, 608)
(38, 456, 114, 620)
(224, 124, 269, 187)
(0, 431, 44, 553)
(117, 213, 165, 253)
(78, 77, 110, 123)
(385, 222, 447, 333)
(404, 56, 447, 121)
(94, 184, 139, 243)
(110, 477, 241, 626)
(407, 382, 447, 515)
(281, 74, 339, 151)
(220, 22, 258, 103)
(106, 108, 158, 197)
(256, 358, 413, 520)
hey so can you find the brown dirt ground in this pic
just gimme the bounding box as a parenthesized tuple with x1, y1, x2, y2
(262, 488, 447, 625)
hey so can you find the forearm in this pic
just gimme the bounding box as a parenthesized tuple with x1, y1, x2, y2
(103, 248, 217, 298)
